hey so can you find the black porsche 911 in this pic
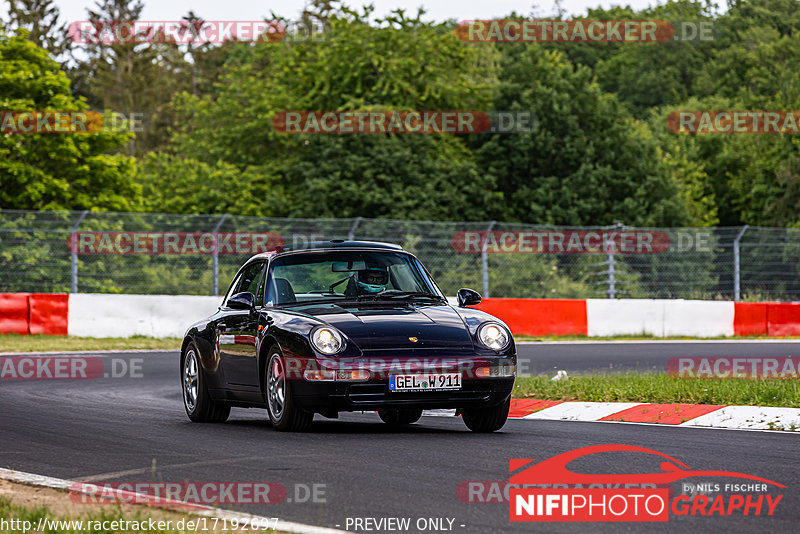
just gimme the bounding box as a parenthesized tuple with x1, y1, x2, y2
(180, 240, 516, 432)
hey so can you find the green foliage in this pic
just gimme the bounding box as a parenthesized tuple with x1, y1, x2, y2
(475, 44, 689, 226)
(135, 153, 286, 216)
(280, 134, 497, 220)
(0, 30, 139, 211)
(5, 0, 72, 58)
(166, 9, 500, 220)
(557, 0, 800, 227)
(3, 0, 800, 258)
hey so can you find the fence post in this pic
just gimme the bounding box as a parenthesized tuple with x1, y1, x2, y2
(212, 213, 228, 295)
(606, 251, 616, 299)
(606, 221, 622, 299)
(481, 221, 496, 298)
(348, 217, 363, 241)
(70, 210, 89, 293)
(733, 225, 749, 301)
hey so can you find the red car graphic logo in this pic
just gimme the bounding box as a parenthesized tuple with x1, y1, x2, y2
(509, 444, 786, 487)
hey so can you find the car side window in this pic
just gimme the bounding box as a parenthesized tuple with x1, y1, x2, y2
(224, 261, 264, 307)
(238, 262, 265, 295)
(255, 263, 268, 305)
(223, 272, 245, 307)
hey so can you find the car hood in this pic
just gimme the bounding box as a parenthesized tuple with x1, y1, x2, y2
(296, 303, 474, 350)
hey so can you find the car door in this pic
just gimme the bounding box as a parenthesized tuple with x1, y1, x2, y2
(218, 261, 266, 388)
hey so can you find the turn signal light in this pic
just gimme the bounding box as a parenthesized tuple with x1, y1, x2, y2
(303, 369, 370, 381)
(336, 369, 370, 380)
(303, 369, 336, 381)
(475, 364, 516, 378)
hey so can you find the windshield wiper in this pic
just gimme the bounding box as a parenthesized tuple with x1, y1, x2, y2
(365, 290, 445, 301)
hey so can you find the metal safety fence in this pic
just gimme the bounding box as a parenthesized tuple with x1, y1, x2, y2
(0, 210, 798, 301)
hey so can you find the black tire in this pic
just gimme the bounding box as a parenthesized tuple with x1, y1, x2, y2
(461, 397, 510, 433)
(182, 343, 230, 423)
(264, 345, 314, 432)
(378, 408, 423, 425)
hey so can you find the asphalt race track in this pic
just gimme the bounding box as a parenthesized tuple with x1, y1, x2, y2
(1, 346, 798, 533)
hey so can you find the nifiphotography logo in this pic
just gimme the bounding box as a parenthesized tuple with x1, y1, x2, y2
(508, 444, 785, 522)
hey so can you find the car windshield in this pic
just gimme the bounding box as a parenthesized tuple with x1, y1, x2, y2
(265, 250, 444, 305)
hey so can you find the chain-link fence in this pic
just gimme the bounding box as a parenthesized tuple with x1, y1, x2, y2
(0, 210, 798, 301)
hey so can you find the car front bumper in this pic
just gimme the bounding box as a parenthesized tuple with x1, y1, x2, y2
(291, 377, 515, 412)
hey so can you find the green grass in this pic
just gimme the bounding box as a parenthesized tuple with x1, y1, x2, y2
(513, 372, 800, 407)
(0, 334, 181, 353)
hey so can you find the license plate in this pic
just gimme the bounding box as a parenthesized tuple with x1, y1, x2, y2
(388, 373, 461, 392)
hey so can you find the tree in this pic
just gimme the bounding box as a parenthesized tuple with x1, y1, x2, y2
(280, 133, 498, 220)
(4, 0, 71, 58)
(135, 153, 287, 216)
(168, 8, 499, 220)
(69, 0, 191, 155)
(474, 43, 690, 226)
(0, 30, 139, 211)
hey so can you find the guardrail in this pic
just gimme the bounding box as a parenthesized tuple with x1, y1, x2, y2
(1, 294, 798, 339)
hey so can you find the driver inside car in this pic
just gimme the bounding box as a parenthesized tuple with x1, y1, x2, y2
(344, 268, 389, 297)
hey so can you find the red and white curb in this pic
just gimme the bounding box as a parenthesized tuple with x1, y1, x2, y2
(425, 399, 800, 432)
(0, 468, 349, 534)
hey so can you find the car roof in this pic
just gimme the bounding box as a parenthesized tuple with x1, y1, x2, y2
(247, 240, 404, 263)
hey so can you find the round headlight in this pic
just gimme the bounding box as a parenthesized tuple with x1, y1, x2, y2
(477, 322, 510, 351)
(311, 327, 344, 355)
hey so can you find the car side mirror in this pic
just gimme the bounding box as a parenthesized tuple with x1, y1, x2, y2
(228, 291, 256, 312)
(457, 288, 482, 307)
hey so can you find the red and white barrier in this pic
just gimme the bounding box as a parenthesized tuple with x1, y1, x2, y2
(0, 293, 68, 335)
(1, 293, 799, 338)
(67, 294, 222, 338)
(476, 298, 796, 338)
(586, 299, 735, 337)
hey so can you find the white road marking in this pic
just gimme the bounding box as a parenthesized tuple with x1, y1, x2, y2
(0, 467, 352, 534)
